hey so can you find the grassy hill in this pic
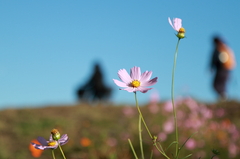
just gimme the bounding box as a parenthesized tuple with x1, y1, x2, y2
(0, 98, 240, 159)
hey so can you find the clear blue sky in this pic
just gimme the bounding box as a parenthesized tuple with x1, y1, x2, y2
(0, 1, 239, 109)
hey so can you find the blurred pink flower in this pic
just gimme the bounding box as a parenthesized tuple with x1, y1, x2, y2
(148, 91, 160, 113)
(158, 132, 167, 141)
(163, 101, 173, 112)
(215, 108, 225, 117)
(148, 104, 159, 114)
(200, 106, 213, 119)
(122, 106, 135, 117)
(163, 120, 174, 134)
(185, 138, 197, 150)
(113, 66, 158, 93)
(150, 91, 160, 103)
(228, 143, 238, 158)
(106, 137, 118, 147)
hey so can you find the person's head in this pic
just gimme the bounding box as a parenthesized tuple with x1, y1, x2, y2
(213, 36, 223, 45)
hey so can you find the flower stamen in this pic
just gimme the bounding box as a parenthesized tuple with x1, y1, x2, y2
(47, 141, 57, 146)
(131, 80, 141, 88)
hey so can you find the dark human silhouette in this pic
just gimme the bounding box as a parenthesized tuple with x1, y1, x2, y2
(210, 36, 236, 100)
(76, 63, 112, 103)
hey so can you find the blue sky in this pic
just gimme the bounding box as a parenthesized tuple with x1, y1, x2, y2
(0, 1, 239, 109)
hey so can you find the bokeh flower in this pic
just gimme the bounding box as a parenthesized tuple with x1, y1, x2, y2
(185, 138, 197, 150)
(31, 134, 69, 150)
(168, 17, 185, 39)
(113, 66, 157, 93)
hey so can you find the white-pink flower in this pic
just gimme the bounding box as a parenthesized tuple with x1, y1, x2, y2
(113, 66, 158, 93)
(168, 17, 185, 39)
(168, 17, 182, 32)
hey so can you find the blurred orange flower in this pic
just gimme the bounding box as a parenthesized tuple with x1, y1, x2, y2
(29, 139, 43, 158)
(80, 137, 92, 147)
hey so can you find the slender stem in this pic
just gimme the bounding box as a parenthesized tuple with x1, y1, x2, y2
(171, 38, 181, 158)
(134, 92, 170, 159)
(51, 149, 56, 159)
(154, 143, 170, 159)
(139, 114, 144, 159)
(134, 92, 153, 139)
(58, 143, 67, 159)
(128, 139, 139, 159)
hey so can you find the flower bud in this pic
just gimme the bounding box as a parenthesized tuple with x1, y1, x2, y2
(176, 27, 185, 39)
(51, 129, 61, 141)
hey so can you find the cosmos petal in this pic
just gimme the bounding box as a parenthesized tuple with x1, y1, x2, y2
(130, 66, 141, 80)
(59, 134, 69, 144)
(140, 71, 152, 83)
(173, 18, 182, 31)
(113, 79, 128, 87)
(141, 77, 158, 87)
(118, 69, 132, 84)
(137, 87, 152, 93)
(122, 87, 136, 92)
(37, 136, 48, 146)
(168, 17, 175, 30)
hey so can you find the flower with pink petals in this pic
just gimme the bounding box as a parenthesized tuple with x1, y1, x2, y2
(168, 17, 185, 39)
(113, 66, 158, 93)
(31, 134, 69, 150)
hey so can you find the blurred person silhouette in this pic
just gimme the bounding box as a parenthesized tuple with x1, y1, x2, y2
(76, 62, 112, 103)
(210, 36, 236, 100)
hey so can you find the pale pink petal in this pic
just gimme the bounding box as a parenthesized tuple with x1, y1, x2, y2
(113, 79, 127, 87)
(137, 87, 152, 93)
(168, 17, 182, 31)
(140, 71, 152, 83)
(168, 17, 175, 30)
(122, 87, 136, 92)
(118, 69, 132, 84)
(130, 66, 141, 80)
(173, 18, 182, 31)
(141, 77, 158, 87)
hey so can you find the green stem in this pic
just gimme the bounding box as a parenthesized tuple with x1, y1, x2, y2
(51, 149, 56, 159)
(134, 92, 170, 159)
(128, 139, 139, 159)
(154, 143, 170, 159)
(134, 92, 153, 139)
(171, 38, 181, 158)
(58, 143, 67, 159)
(139, 114, 144, 159)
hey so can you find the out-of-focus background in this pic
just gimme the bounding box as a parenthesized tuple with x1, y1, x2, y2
(0, 1, 239, 109)
(1, 1, 240, 159)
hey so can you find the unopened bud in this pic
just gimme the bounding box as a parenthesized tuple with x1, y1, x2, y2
(177, 27, 185, 39)
(51, 129, 61, 141)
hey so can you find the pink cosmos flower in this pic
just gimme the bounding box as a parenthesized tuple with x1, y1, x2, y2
(168, 17, 182, 32)
(168, 17, 185, 39)
(113, 66, 158, 93)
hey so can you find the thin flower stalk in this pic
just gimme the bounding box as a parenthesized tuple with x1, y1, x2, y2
(128, 139, 139, 159)
(171, 38, 181, 158)
(134, 92, 170, 159)
(134, 92, 153, 139)
(51, 150, 56, 159)
(139, 114, 144, 159)
(58, 143, 67, 159)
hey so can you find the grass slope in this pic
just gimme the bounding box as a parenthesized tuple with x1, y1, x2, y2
(0, 100, 239, 159)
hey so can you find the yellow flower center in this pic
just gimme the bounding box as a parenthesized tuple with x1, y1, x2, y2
(178, 27, 185, 33)
(131, 80, 141, 88)
(48, 141, 57, 146)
